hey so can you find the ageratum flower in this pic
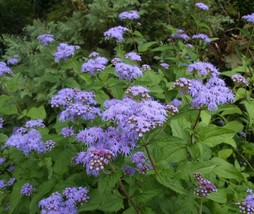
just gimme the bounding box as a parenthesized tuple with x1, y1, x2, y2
(172, 29, 190, 41)
(242, 13, 254, 23)
(173, 78, 192, 93)
(50, 88, 100, 122)
(0, 118, 3, 129)
(194, 173, 217, 197)
(39, 192, 78, 214)
(118, 10, 140, 20)
(61, 127, 75, 138)
(7, 55, 19, 65)
(63, 187, 89, 204)
(81, 55, 108, 75)
(103, 97, 167, 137)
(104, 26, 129, 42)
(73, 148, 114, 177)
(5, 128, 46, 155)
(77, 126, 136, 156)
(0, 157, 4, 165)
(192, 33, 211, 43)
(142, 64, 151, 71)
(0, 62, 13, 76)
(125, 52, 142, 61)
(170, 99, 182, 107)
(37, 34, 55, 46)
(237, 189, 254, 213)
(232, 74, 249, 86)
(54, 43, 80, 62)
(0, 180, 6, 189)
(44, 140, 55, 151)
(21, 183, 34, 196)
(165, 104, 178, 116)
(187, 62, 219, 76)
(25, 119, 45, 128)
(115, 62, 143, 81)
(131, 152, 151, 174)
(195, 2, 209, 11)
(190, 77, 234, 110)
(125, 86, 150, 100)
(7, 178, 16, 186)
(160, 63, 170, 69)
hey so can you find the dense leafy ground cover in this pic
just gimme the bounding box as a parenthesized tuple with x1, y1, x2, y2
(1, 0, 254, 213)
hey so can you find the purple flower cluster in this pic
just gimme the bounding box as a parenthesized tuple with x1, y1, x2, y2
(5, 123, 55, 155)
(39, 192, 77, 214)
(122, 165, 136, 176)
(243, 13, 254, 23)
(165, 104, 178, 115)
(142, 64, 151, 71)
(160, 63, 170, 69)
(173, 78, 192, 93)
(21, 183, 34, 196)
(194, 173, 217, 197)
(131, 152, 151, 174)
(25, 119, 45, 128)
(73, 148, 114, 176)
(170, 98, 182, 107)
(115, 62, 143, 81)
(7, 55, 19, 65)
(195, 2, 209, 11)
(187, 62, 219, 77)
(50, 88, 100, 122)
(125, 86, 150, 100)
(104, 26, 129, 42)
(61, 127, 75, 137)
(45, 140, 55, 151)
(192, 33, 211, 43)
(0, 156, 4, 165)
(37, 34, 55, 46)
(0, 118, 3, 129)
(0, 62, 13, 76)
(118, 10, 140, 20)
(232, 74, 249, 86)
(172, 29, 190, 41)
(63, 186, 89, 204)
(39, 186, 89, 214)
(125, 52, 142, 61)
(103, 93, 167, 137)
(77, 126, 136, 156)
(0, 178, 16, 190)
(54, 43, 80, 62)
(237, 189, 254, 213)
(81, 53, 108, 75)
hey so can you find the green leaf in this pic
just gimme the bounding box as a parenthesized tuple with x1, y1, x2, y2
(241, 100, 254, 126)
(211, 157, 245, 181)
(200, 110, 211, 125)
(44, 157, 53, 179)
(53, 149, 74, 176)
(156, 171, 188, 194)
(197, 124, 236, 147)
(9, 180, 24, 213)
(207, 189, 227, 203)
(218, 149, 233, 160)
(138, 41, 157, 52)
(170, 115, 192, 142)
(26, 106, 46, 119)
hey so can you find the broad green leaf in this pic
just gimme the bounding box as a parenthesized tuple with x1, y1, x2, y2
(53, 149, 75, 176)
(197, 124, 236, 147)
(218, 149, 233, 160)
(224, 121, 244, 133)
(200, 110, 211, 125)
(211, 157, 245, 181)
(9, 180, 24, 213)
(241, 100, 254, 126)
(207, 189, 227, 203)
(170, 115, 192, 142)
(27, 106, 46, 119)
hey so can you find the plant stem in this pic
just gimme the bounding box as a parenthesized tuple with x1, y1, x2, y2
(118, 180, 140, 214)
(190, 109, 202, 144)
(199, 197, 203, 214)
(142, 140, 158, 173)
